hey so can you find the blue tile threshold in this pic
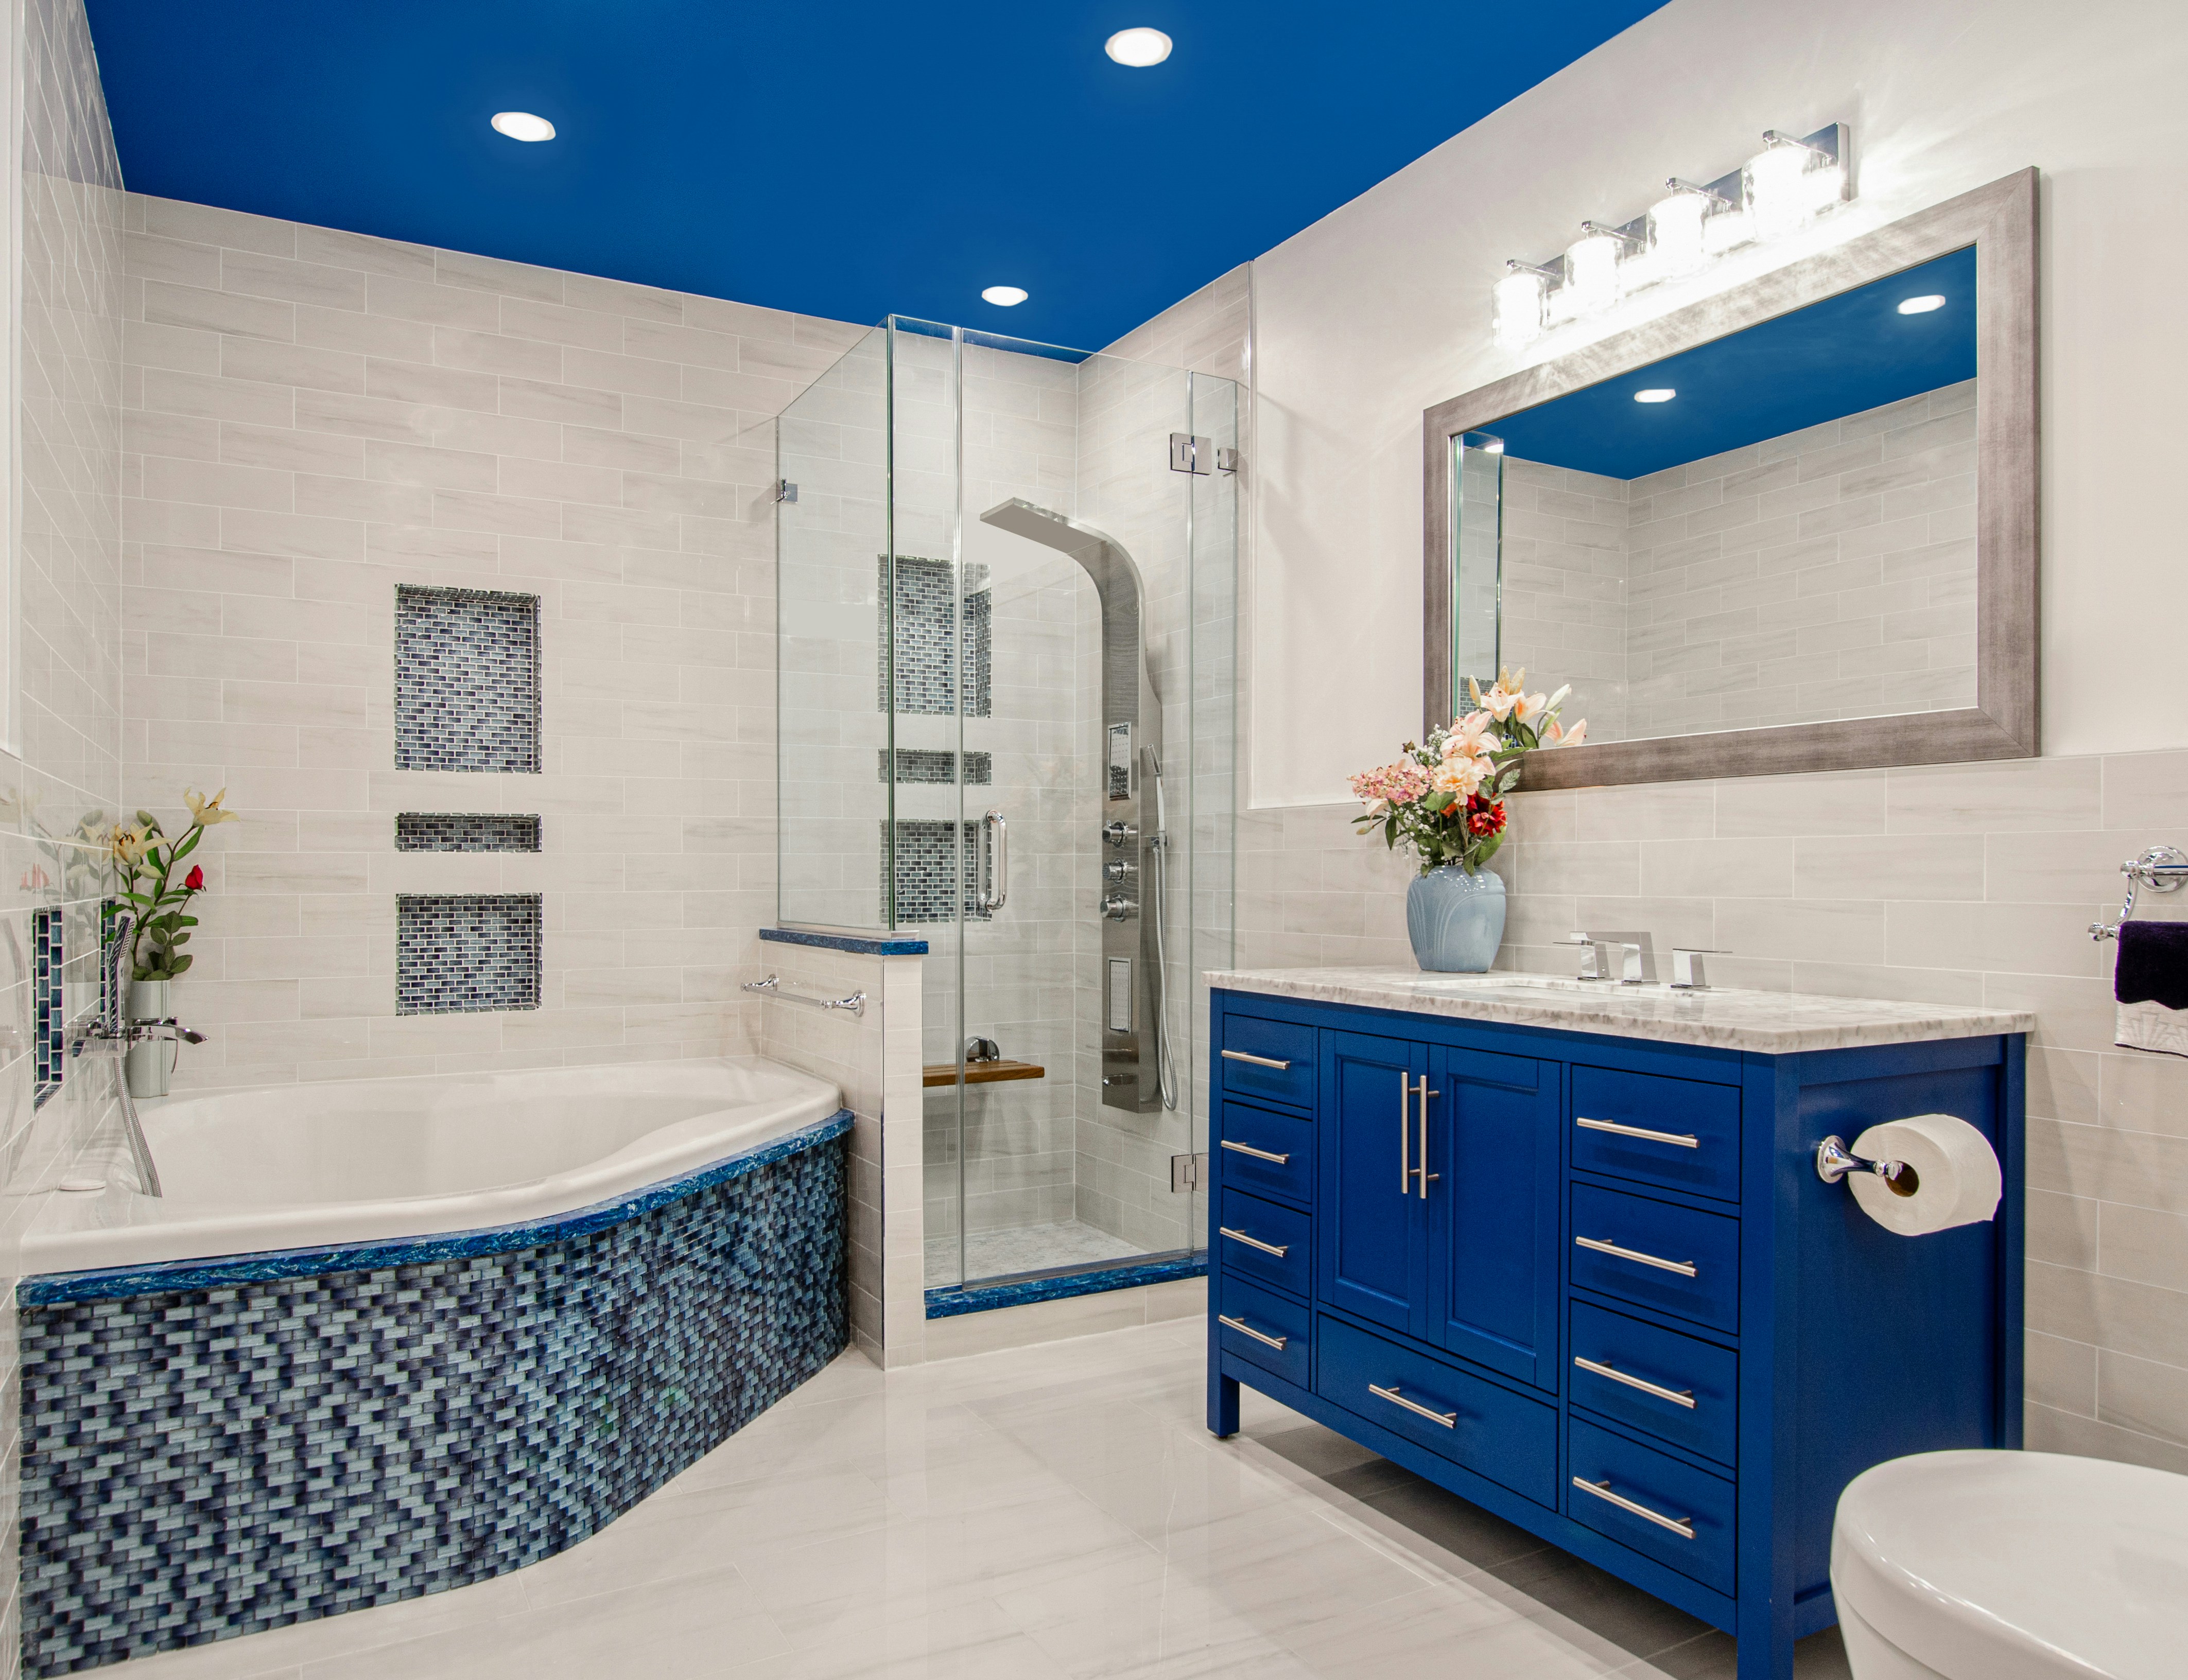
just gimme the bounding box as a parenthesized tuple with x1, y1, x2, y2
(925, 1250, 1206, 1318)
(761, 927, 929, 957)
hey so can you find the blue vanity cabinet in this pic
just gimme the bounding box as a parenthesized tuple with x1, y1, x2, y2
(1207, 984, 2026, 1680)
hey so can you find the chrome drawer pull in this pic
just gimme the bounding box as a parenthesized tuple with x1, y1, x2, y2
(1218, 1314, 1288, 1351)
(1222, 1048, 1292, 1070)
(1575, 1236, 1698, 1277)
(1576, 1115, 1699, 1149)
(1573, 1356, 1697, 1409)
(1220, 1139, 1292, 1165)
(1572, 1476, 1696, 1539)
(1368, 1383, 1457, 1428)
(1219, 1227, 1289, 1258)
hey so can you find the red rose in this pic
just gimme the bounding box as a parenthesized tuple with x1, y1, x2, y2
(184, 865, 204, 890)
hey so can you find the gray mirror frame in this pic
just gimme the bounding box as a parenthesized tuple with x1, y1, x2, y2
(1423, 167, 2038, 788)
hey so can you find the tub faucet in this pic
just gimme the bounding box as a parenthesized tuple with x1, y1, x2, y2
(68, 910, 203, 1199)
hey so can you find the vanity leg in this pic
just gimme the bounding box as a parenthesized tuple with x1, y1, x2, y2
(1735, 1623, 1793, 1680)
(1208, 1369, 1239, 1438)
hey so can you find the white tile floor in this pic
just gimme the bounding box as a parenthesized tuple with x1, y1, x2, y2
(111, 1318, 1850, 1680)
(924, 1218, 1148, 1285)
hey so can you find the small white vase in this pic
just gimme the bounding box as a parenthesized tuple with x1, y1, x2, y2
(125, 978, 174, 1097)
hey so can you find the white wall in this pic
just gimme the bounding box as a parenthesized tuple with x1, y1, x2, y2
(1250, 0, 2188, 806)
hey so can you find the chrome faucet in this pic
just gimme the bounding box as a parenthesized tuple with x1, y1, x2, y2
(1567, 931, 1657, 984)
(68, 910, 207, 1198)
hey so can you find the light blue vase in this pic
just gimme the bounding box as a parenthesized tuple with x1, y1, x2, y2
(1405, 866, 1506, 973)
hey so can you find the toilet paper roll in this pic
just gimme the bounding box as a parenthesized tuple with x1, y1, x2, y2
(1845, 1113, 2002, 1236)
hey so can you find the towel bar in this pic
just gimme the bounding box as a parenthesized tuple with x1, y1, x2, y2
(2091, 846, 2188, 941)
(740, 975, 866, 1017)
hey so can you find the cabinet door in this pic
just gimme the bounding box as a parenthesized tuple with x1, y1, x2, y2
(1427, 1045, 1561, 1391)
(1318, 1029, 1429, 1336)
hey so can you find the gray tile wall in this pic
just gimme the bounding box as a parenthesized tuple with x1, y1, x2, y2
(1240, 748, 2188, 1473)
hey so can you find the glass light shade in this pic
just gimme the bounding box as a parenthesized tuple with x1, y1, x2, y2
(1565, 233, 1623, 315)
(1747, 142, 1816, 241)
(1492, 270, 1545, 351)
(1650, 192, 1709, 277)
(1701, 206, 1752, 254)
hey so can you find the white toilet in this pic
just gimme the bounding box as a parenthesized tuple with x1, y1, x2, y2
(1831, 1449, 2188, 1679)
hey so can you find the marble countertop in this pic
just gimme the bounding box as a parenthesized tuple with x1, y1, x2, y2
(1206, 967, 2036, 1055)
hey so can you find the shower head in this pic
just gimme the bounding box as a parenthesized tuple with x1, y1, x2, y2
(1144, 747, 1167, 841)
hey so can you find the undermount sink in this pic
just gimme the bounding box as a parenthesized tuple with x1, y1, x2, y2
(1406, 972, 1603, 992)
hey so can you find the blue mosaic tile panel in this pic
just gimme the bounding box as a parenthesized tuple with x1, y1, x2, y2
(880, 748, 993, 786)
(394, 585, 541, 773)
(33, 907, 61, 1107)
(396, 893, 542, 1014)
(18, 1130, 848, 1675)
(395, 812, 543, 852)
(879, 556, 990, 717)
(759, 928, 929, 957)
(886, 819, 990, 924)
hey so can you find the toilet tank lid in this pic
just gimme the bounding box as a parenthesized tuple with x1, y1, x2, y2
(1832, 1450, 2188, 1680)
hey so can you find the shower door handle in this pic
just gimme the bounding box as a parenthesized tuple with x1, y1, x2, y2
(980, 809, 1008, 912)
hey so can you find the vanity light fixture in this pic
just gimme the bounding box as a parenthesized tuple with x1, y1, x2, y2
(489, 111, 555, 143)
(980, 286, 1029, 306)
(1491, 122, 1851, 353)
(1897, 294, 1947, 314)
(1104, 27, 1172, 66)
(1633, 388, 1676, 403)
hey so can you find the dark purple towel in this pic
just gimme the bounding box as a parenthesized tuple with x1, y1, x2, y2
(2115, 921, 2188, 1011)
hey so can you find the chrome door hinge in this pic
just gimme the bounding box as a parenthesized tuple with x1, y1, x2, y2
(1171, 1151, 1209, 1192)
(1169, 435, 1241, 475)
(774, 479, 798, 503)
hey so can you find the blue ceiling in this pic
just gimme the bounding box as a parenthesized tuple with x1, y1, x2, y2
(1486, 247, 1980, 480)
(83, 0, 1668, 353)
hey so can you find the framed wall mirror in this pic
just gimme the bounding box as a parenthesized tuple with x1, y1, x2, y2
(1424, 168, 2036, 788)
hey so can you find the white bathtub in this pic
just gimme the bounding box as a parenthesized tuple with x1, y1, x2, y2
(22, 1056, 845, 1276)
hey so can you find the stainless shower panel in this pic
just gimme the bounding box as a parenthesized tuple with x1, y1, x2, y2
(979, 497, 1166, 1114)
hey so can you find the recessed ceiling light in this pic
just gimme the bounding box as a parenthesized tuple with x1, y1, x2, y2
(1634, 388, 1676, 404)
(981, 286, 1029, 307)
(1897, 294, 1947, 314)
(490, 111, 555, 143)
(1105, 27, 1173, 66)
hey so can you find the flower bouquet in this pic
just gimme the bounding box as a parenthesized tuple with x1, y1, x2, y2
(1348, 670, 1584, 971)
(111, 789, 239, 1094)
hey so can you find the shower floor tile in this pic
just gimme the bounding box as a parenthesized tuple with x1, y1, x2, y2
(924, 1218, 1145, 1285)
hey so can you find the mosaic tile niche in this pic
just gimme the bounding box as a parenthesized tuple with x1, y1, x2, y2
(395, 813, 544, 853)
(16, 1121, 850, 1675)
(393, 585, 542, 774)
(880, 557, 991, 716)
(396, 894, 543, 1014)
(887, 819, 991, 924)
(880, 749, 993, 786)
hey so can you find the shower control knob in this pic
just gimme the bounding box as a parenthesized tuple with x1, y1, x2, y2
(1103, 860, 1137, 881)
(1100, 893, 1137, 922)
(1103, 821, 1138, 848)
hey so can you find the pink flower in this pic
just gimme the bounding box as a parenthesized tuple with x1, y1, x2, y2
(1562, 719, 1588, 747)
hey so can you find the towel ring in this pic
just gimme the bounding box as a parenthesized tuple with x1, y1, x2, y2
(2091, 846, 2188, 941)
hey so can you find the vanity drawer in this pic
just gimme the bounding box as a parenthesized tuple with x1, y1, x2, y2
(1215, 1273, 1310, 1389)
(1215, 1185, 1311, 1299)
(1571, 1065, 1741, 1202)
(1219, 1014, 1315, 1110)
(1217, 1100, 1314, 1209)
(1566, 1416, 1736, 1596)
(1568, 1301, 1737, 1467)
(1569, 1182, 1740, 1334)
(1317, 1314, 1556, 1507)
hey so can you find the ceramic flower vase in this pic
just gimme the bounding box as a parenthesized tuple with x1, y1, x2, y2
(1405, 866, 1506, 973)
(125, 978, 173, 1097)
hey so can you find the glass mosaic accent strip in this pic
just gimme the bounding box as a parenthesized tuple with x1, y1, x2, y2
(33, 908, 61, 1107)
(925, 1250, 1207, 1318)
(18, 1130, 847, 1676)
(879, 749, 992, 785)
(885, 819, 990, 924)
(394, 585, 541, 773)
(395, 812, 543, 852)
(396, 894, 542, 1014)
(878, 556, 990, 717)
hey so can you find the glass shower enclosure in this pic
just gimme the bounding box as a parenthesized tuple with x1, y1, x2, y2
(776, 317, 1237, 1299)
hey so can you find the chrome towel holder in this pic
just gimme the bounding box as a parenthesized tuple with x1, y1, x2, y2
(2090, 846, 2188, 941)
(740, 975, 866, 1017)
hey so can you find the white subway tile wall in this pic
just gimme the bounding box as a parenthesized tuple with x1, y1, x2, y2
(118, 193, 870, 1087)
(1240, 749, 2188, 1472)
(0, 0, 129, 1667)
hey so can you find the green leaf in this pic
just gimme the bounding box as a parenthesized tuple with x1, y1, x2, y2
(171, 828, 202, 862)
(167, 953, 193, 976)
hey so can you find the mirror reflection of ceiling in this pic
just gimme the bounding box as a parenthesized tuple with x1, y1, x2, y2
(1486, 247, 1978, 481)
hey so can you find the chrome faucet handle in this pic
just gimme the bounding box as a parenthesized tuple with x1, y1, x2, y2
(1569, 931, 1654, 984)
(1669, 948, 1728, 990)
(1564, 934, 1621, 982)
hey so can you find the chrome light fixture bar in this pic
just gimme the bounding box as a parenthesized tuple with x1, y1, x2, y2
(1494, 122, 1852, 353)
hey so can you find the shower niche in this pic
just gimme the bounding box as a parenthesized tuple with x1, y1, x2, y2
(777, 318, 1237, 1301)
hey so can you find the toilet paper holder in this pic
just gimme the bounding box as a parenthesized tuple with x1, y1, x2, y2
(1815, 1135, 1919, 1197)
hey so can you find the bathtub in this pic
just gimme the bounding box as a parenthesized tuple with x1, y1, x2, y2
(23, 1054, 844, 1274)
(16, 1056, 853, 1677)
